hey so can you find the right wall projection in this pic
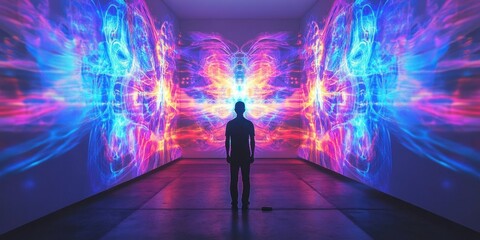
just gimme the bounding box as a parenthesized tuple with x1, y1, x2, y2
(300, 0, 480, 229)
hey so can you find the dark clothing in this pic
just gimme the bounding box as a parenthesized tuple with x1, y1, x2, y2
(226, 116, 255, 207)
(230, 161, 250, 206)
(225, 117, 255, 159)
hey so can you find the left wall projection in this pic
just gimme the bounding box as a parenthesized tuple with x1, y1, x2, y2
(0, 0, 179, 233)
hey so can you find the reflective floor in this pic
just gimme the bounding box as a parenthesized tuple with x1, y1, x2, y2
(2, 159, 479, 239)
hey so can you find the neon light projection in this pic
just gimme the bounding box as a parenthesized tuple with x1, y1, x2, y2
(300, 0, 480, 187)
(0, 0, 180, 187)
(175, 33, 304, 155)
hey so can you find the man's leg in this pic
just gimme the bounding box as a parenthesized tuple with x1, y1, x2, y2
(230, 161, 240, 208)
(240, 161, 251, 209)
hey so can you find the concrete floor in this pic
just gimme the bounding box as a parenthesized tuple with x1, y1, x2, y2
(1, 158, 479, 239)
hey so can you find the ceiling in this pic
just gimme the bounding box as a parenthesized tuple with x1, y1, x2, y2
(161, 0, 320, 19)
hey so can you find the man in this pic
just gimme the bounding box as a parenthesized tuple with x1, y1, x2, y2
(225, 101, 255, 210)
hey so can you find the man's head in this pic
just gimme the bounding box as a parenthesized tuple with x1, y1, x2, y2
(234, 101, 245, 115)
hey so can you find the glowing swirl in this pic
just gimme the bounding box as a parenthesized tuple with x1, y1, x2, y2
(0, 0, 180, 188)
(301, 0, 480, 187)
(177, 33, 304, 155)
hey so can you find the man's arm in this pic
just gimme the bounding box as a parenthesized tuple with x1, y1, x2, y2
(225, 136, 231, 163)
(250, 124, 255, 163)
(225, 123, 231, 163)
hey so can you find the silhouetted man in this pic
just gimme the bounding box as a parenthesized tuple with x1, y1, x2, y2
(225, 101, 255, 210)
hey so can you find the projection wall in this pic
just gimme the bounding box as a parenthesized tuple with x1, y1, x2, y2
(0, 0, 180, 233)
(300, 0, 480, 231)
(175, 31, 304, 158)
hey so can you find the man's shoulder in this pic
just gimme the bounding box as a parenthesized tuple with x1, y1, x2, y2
(226, 119, 236, 127)
(228, 118, 253, 126)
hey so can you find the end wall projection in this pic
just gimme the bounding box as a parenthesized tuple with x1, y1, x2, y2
(176, 32, 304, 158)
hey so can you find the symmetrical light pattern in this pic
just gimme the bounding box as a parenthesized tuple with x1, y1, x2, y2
(300, 0, 480, 187)
(176, 33, 304, 155)
(2, 0, 479, 191)
(0, 0, 180, 188)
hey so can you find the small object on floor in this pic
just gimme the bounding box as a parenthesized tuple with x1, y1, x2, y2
(261, 206, 273, 211)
